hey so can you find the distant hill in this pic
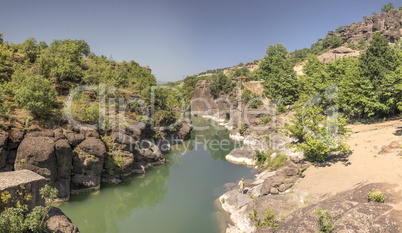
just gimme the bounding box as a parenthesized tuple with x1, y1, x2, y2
(193, 10, 402, 79)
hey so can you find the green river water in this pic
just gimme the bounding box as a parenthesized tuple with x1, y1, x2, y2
(59, 117, 256, 233)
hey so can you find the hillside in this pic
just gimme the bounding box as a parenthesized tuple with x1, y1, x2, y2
(188, 6, 402, 233)
(193, 10, 402, 80)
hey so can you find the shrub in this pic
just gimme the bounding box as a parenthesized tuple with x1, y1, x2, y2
(0, 184, 57, 233)
(315, 208, 335, 233)
(368, 191, 386, 203)
(255, 150, 287, 170)
(238, 122, 247, 135)
(260, 116, 272, 125)
(248, 208, 279, 228)
(381, 3, 395, 13)
(71, 92, 99, 124)
(12, 72, 56, 118)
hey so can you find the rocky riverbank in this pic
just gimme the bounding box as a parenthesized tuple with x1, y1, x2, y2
(0, 120, 192, 202)
(219, 118, 402, 233)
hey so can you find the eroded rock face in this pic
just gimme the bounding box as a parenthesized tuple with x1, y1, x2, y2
(258, 160, 308, 196)
(328, 11, 402, 44)
(15, 137, 57, 182)
(46, 207, 80, 233)
(318, 46, 360, 64)
(55, 139, 73, 201)
(71, 138, 106, 194)
(190, 80, 231, 117)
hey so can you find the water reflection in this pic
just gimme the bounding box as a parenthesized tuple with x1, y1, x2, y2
(191, 117, 241, 161)
(60, 117, 253, 233)
(61, 164, 171, 233)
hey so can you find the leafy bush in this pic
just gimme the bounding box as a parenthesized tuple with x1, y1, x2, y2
(368, 191, 386, 203)
(11, 71, 56, 118)
(255, 150, 287, 170)
(285, 104, 351, 162)
(260, 116, 272, 125)
(0, 184, 58, 233)
(71, 92, 99, 124)
(238, 122, 247, 135)
(248, 208, 279, 228)
(315, 208, 335, 233)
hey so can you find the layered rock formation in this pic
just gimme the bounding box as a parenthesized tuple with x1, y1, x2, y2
(329, 10, 402, 43)
(0, 121, 192, 201)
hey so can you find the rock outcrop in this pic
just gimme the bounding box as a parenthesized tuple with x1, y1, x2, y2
(317, 46, 360, 64)
(0, 120, 193, 199)
(225, 147, 256, 166)
(46, 207, 81, 233)
(220, 159, 309, 233)
(71, 138, 106, 194)
(15, 137, 58, 182)
(257, 183, 402, 233)
(329, 10, 402, 44)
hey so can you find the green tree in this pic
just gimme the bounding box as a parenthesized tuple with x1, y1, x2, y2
(233, 67, 250, 78)
(20, 38, 40, 63)
(209, 73, 234, 98)
(285, 103, 350, 162)
(39, 39, 90, 84)
(322, 35, 344, 49)
(381, 3, 395, 13)
(359, 32, 402, 116)
(11, 70, 56, 118)
(0, 32, 3, 44)
(256, 44, 298, 105)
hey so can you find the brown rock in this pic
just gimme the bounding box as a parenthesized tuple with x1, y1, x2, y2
(25, 129, 54, 138)
(46, 207, 80, 233)
(8, 130, 25, 149)
(65, 131, 85, 147)
(15, 137, 57, 182)
(270, 188, 279, 195)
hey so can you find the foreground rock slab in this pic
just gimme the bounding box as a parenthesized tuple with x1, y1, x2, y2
(0, 170, 46, 212)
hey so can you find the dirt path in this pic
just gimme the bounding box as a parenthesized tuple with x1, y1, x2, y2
(293, 118, 402, 209)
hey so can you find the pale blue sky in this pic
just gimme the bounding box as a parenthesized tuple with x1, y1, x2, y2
(0, 0, 400, 82)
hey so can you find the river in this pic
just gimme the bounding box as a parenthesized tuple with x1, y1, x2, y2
(59, 117, 256, 233)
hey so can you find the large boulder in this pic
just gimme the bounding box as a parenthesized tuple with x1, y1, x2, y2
(103, 150, 134, 180)
(178, 122, 192, 140)
(46, 207, 80, 233)
(71, 138, 106, 194)
(136, 140, 164, 162)
(15, 137, 57, 182)
(76, 138, 106, 158)
(65, 130, 85, 147)
(25, 129, 55, 138)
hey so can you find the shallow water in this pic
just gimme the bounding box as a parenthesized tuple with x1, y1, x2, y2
(59, 117, 255, 233)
